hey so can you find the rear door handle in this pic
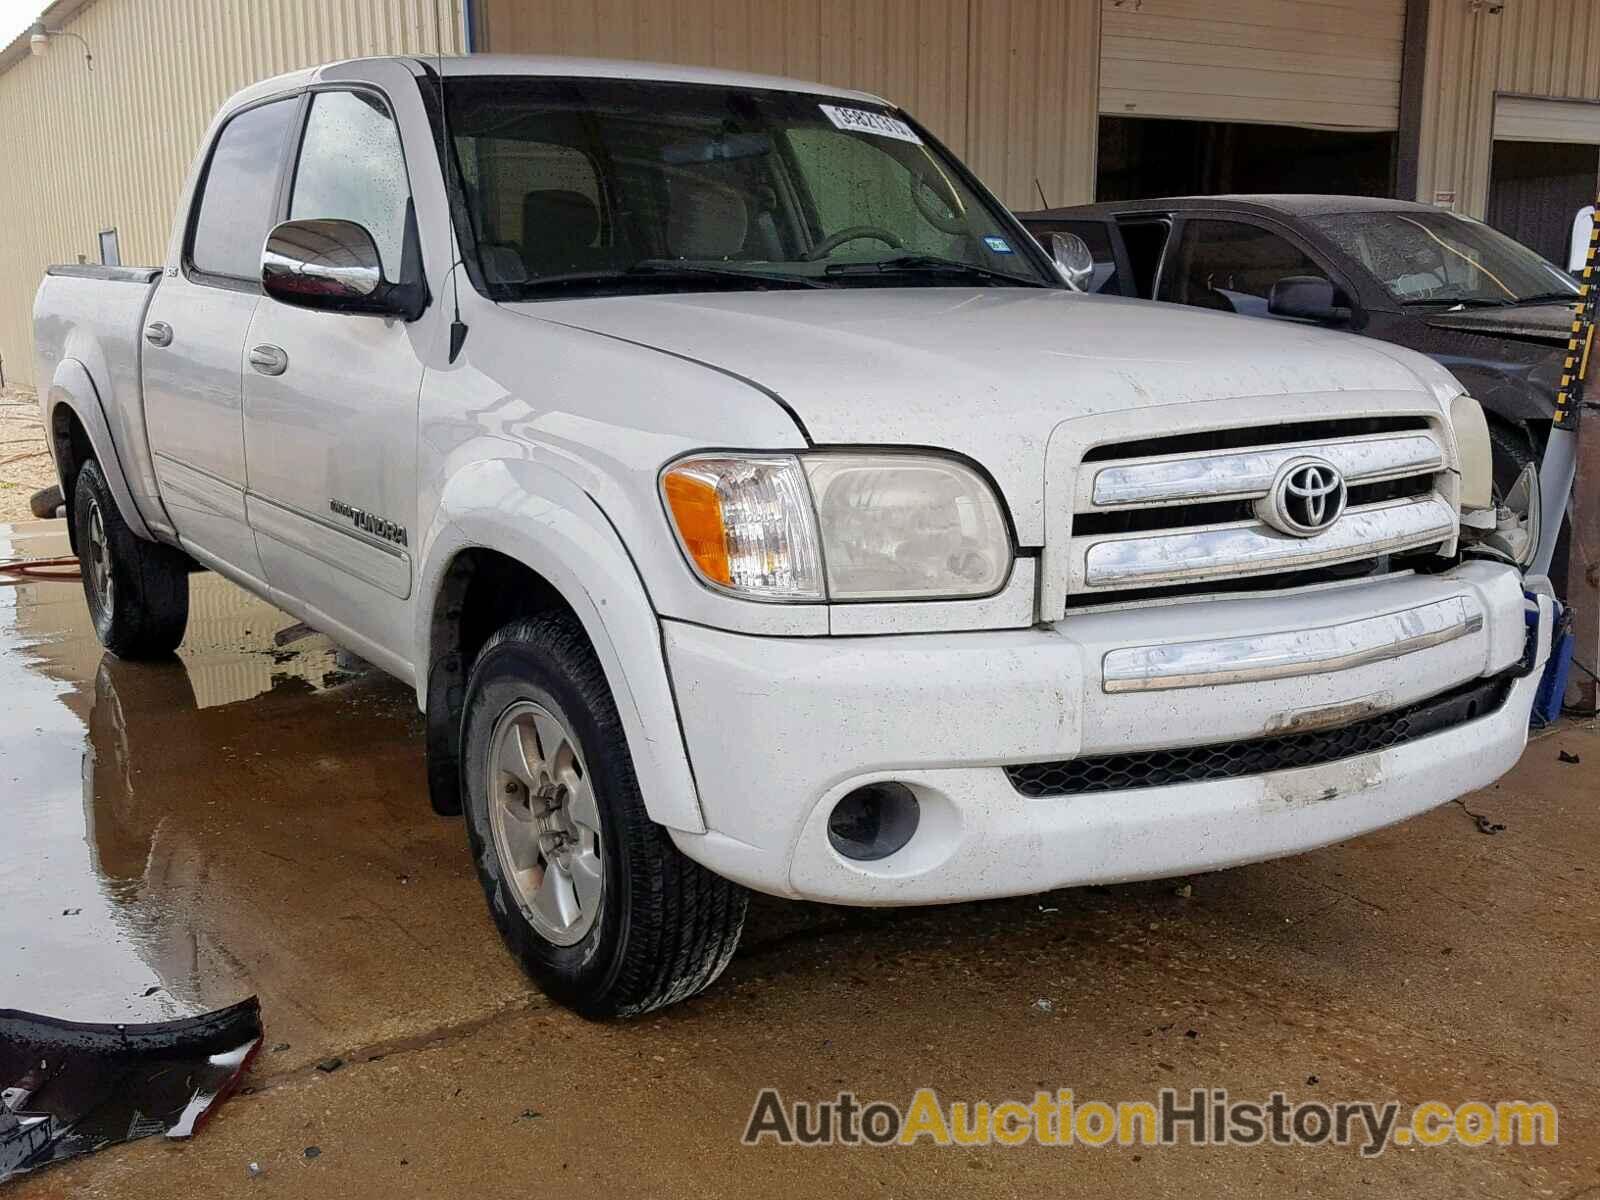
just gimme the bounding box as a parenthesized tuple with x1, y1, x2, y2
(144, 321, 172, 347)
(248, 344, 289, 376)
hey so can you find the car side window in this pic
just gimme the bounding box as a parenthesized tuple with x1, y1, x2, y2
(1163, 219, 1327, 317)
(290, 90, 413, 280)
(1025, 220, 1120, 293)
(188, 98, 298, 281)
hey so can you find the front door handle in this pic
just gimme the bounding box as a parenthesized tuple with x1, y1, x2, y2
(248, 344, 289, 376)
(144, 321, 172, 348)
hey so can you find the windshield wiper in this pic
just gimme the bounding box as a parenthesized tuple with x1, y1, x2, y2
(513, 261, 830, 295)
(1400, 296, 1512, 308)
(823, 253, 1048, 287)
(625, 261, 831, 288)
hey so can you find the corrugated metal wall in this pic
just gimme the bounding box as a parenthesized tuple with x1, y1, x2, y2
(1418, 0, 1600, 216)
(0, 0, 462, 389)
(478, 0, 1102, 211)
(1099, 0, 1407, 132)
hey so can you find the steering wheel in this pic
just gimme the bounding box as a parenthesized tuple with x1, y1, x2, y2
(806, 226, 905, 261)
(910, 174, 967, 235)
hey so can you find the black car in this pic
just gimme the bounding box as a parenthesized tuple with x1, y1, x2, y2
(1016, 195, 1581, 496)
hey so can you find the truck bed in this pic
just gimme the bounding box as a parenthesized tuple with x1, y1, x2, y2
(33, 264, 167, 537)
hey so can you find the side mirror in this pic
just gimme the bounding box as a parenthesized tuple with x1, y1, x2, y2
(1050, 232, 1095, 291)
(1267, 275, 1351, 324)
(262, 218, 423, 320)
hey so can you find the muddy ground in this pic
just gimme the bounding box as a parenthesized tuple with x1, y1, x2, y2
(0, 388, 53, 525)
(1, 517, 1597, 1199)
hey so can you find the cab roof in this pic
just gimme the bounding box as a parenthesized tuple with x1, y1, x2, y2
(226, 53, 888, 114)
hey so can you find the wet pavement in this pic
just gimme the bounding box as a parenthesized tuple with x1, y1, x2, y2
(3, 516, 1599, 1198)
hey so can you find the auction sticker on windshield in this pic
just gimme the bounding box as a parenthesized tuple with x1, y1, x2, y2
(819, 104, 922, 144)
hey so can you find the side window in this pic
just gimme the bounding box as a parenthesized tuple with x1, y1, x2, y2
(1163, 219, 1327, 317)
(1026, 220, 1120, 293)
(189, 98, 298, 281)
(290, 90, 412, 279)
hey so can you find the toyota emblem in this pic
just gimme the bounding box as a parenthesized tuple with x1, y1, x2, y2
(1256, 457, 1347, 537)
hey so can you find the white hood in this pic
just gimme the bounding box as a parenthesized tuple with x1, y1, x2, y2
(509, 287, 1439, 540)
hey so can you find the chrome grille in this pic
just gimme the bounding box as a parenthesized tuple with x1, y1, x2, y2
(1064, 423, 1456, 597)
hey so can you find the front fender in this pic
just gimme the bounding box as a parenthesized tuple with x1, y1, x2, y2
(419, 458, 705, 834)
(47, 357, 156, 542)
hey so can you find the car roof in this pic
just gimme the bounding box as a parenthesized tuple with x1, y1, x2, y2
(431, 54, 887, 103)
(1016, 194, 1446, 222)
(227, 54, 889, 112)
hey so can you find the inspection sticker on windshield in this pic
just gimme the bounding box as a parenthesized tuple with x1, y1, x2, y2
(819, 104, 922, 144)
(983, 236, 1014, 254)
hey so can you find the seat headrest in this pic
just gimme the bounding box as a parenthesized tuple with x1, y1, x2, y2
(522, 189, 601, 273)
(668, 183, 749, 259)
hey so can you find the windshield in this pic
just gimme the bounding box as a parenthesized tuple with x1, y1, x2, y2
(440, 76, 1053, 298)
(1310, 209, 1579, 307)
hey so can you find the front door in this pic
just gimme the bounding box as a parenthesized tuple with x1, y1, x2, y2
(1156, 217, 1336, 320)
(242, 83, 426, 669)
(144, 95, 300, 584)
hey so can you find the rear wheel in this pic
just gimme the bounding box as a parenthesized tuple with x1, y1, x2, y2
(73, 458, 190, 658)
(460, 613, 747, 1018)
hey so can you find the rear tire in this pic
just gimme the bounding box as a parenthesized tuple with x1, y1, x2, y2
(72, 458, 189, 658)
(461, 613, 747, 1018)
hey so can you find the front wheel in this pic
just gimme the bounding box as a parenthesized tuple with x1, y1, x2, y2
(461, 613, 747, 1018)
(73, 458, 190, 658)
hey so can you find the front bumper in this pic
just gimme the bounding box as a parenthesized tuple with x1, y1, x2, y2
(664, 561, 1551, 905)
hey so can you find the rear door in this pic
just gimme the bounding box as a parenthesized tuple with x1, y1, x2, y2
(143, 95, 300, 583)
(241, 79, 426, 666)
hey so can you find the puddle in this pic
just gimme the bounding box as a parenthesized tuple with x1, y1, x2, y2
(0, 520, 450, 1029)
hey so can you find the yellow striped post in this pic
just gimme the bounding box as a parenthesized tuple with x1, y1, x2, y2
(1561, 195, 1600, 710)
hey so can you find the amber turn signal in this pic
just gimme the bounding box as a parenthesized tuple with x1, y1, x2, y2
(662, 469, 732, 586)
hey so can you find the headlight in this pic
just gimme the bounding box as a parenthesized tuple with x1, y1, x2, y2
(661, 452, 1012, 602)
(1450, 393, 1494, 511)
(803, 454, 1011, 599)
(659, 456, 824, 600)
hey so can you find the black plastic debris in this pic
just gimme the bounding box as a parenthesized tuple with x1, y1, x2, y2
(0, 997, 262, 1182)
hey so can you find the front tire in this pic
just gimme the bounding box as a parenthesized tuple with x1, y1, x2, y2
(461, 613, 747, 1018)
(73, 458, 189, 659)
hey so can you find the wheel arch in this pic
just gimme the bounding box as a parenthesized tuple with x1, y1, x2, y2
(46, 357, 156, 542)
(417, 458, 705, 835)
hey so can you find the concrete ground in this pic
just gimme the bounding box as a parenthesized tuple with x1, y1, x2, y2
(2, 516, 1598, 1199)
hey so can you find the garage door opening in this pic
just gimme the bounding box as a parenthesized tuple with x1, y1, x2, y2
(1487, 140, 1599, 267)
(1096, 117, 1397, 204)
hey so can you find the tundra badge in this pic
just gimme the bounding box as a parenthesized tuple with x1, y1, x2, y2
(329, 499, 408, 547)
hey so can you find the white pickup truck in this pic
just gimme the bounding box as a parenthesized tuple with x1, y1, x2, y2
(35, 55, 1551, 1017)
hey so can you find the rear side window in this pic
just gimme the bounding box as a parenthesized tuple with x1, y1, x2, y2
(1163, 219, 1327, 316)
(1026, 219, 1120, 293)
(189, 98, 298, 281)
(290, 90, 413, 279)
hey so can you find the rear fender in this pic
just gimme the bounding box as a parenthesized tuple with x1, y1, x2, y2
(46, 357, 155, 542)
(419, 458, 705, 834)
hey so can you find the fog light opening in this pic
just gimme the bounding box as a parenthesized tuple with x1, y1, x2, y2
(827, 783, 920, 862)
